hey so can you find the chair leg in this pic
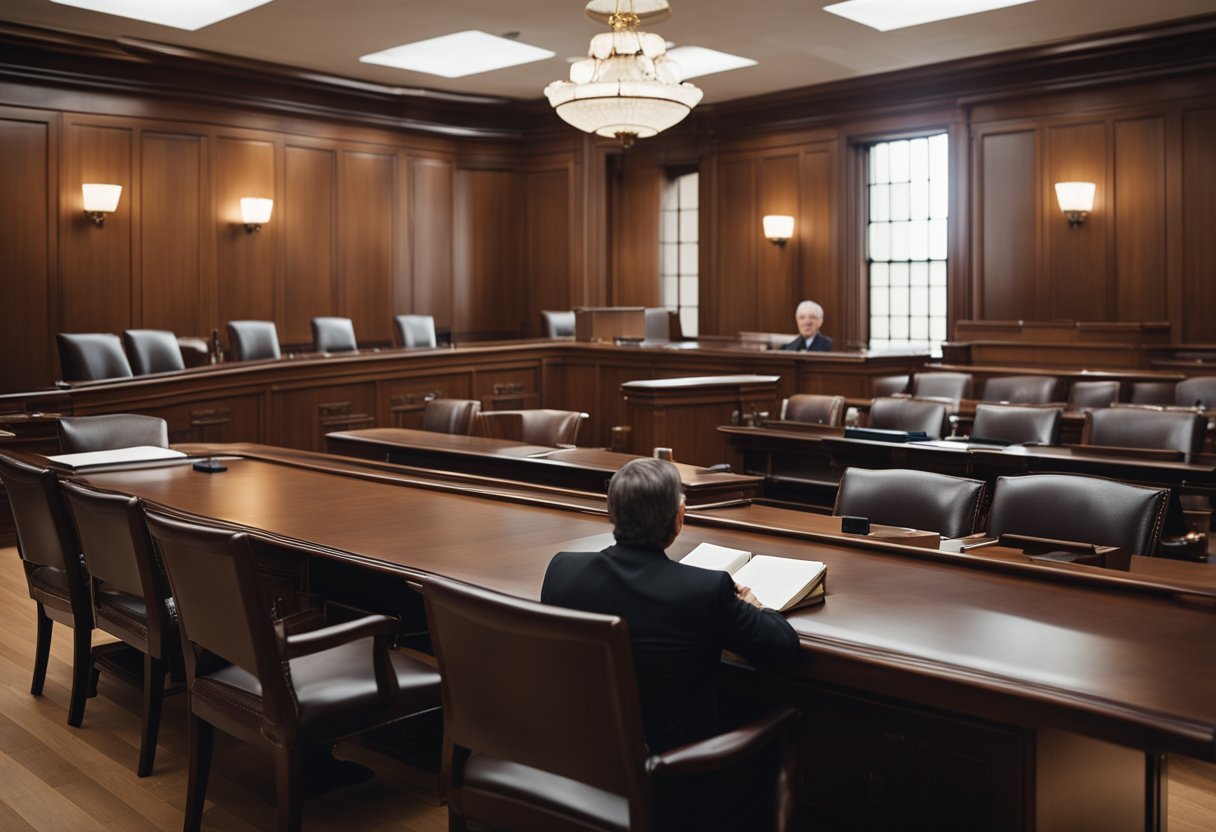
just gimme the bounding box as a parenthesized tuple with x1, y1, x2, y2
(137, 654, 167, 777)
(184, 712, 214, 832)
(31, 603, 52, 696)
(67, 624, 93, 727)
(275, 746, 304, 832)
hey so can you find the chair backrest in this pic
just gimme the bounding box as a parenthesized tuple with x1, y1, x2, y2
(57, 414, 169, 454)
(971, 404, 1062, 445)
(122, 329, 186, 375)
(981, 375, 1058, 404)
(871, 375, 909, 397)
(1130, 381, 1176, 405)
(0, 454, 88, 595)
(911, 372, 972, 400)
(394, 314, 437, 349)
(1085, 406, 1207, 455)
(56, 332, 134, 382)
(783, 394, 845, 426)
(867, 397, 949, 439)
(311, 317, 358, 353)
(834, 468, 986, 538)
(987, 474, 1169, 555)
(424, 576, 649, 803)
(1068, 380, 1120, 410)
(420, 399, 482, 435)
(227, 320, 281, 361)
(643, 307, 672, 341)
(1175, 377, 1216, 409)
(474, 409, 588, 446)
(540, 310, 575, 338)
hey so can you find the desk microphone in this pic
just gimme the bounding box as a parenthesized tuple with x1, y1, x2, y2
(192, 456, 228, 473)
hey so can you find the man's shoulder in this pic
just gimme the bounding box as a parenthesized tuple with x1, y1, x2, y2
(780, 336, 802, 351)
(812, 334, 833, 351)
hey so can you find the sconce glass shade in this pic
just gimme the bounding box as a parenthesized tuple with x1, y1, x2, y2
(82, 183, 122, 221)
(1055, 181, 1095, 226)
(240, 197, 274, 232)
(763, 214, 795, 244)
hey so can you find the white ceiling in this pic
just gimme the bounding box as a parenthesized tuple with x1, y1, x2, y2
(2, 0, 1212, 104)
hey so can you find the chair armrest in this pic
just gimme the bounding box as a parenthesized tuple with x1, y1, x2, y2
(645, 707, 798, 776)
(278, 614, 397, 660)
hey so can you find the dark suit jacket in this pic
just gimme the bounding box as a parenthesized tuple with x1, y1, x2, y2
(781, 333, 833, 352)
(541, 542, 800, 753)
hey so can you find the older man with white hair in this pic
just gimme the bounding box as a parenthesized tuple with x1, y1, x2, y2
(780, 300, 833, 351)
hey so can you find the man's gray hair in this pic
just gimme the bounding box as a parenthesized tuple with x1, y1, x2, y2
(607, 458, 684, 548)
(796, 300, 824, 319)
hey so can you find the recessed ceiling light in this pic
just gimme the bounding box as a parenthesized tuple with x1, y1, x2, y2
(665, 47, 757, 80)
(48, 0, 273, 31)
(360, 31, 555, 79)
(823, 0, 1038, 32)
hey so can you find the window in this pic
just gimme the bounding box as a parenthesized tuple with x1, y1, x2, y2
(659, 171, 698, 337)
(867, 134, 948, 354)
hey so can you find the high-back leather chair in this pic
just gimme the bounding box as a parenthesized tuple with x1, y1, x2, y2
(474, 409, 589, 446)
(1068, 380, 1120, 410)
(911, 372, 972, 401)
(57, 413, 170, 454)
(834, 468, 986, 538)
(1175, 377, 1216, 409)
(981, 375, 1058, 404)
(310, 316, 358, 353)
(867, 397, 949, 439)
(783, 394, 845, 426)
(1084, 407, 1207, 456)
(1130, 382, 1176, 405)
(56, 332, 134, 382)
(871, 374, 909, 397)
(987, 474, 1169, 555)
(971, 404, 1062, 445)
(420, 399, 482, 435)
(122, 329, 186, 375)
(144, 512, 442, 832)
(540, 309, 576, 338)
(227, 320, 281, 361)
(424, 575, 798, 832)
(394, 314, 437, 349)
(0, 454, 95, 727)
(61, 481, 178, 776)
(644, 307, 674, 341)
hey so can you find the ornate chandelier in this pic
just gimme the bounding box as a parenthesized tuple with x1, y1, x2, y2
(544, 0, 703, 148)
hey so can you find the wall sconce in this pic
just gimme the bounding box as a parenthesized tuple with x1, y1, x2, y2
(1054, 182, 1095, 227)
(82, 183, 122, 225)
(763, 215, 795, 246)
(240, 197, 274, 233)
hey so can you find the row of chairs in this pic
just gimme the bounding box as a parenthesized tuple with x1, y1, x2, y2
(419, 399, 588, 446)
(874, 371, 1216, 409)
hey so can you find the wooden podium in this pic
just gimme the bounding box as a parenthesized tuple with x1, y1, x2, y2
(574, 307, 645, 342)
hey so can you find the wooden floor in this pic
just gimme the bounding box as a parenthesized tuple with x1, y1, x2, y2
(0, 544, 1214, 830)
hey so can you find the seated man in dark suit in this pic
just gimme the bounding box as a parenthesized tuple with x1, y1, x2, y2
(780, 299, 833, 351)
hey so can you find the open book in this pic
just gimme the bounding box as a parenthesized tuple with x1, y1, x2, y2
(680, 542, 826, 612)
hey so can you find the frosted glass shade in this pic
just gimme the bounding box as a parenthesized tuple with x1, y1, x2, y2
(240, 198, 274, 225)
(82, 183, 122, 213)
(763, 215, 795, 242)
(1054, 181, 1095, 213)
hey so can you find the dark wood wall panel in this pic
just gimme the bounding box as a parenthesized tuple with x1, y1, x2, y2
(140, 131, 205, 334)
(1181, 107, 1216, 344)
(978, 130, 1037, 321)
(411, 157, 454, 330)
(527, 166, 576, 331)
(1045, 122, 1108, 320)
(215, 136, 276, 338)
(340, 150, 395, 344)
(757, 154, 800, 332)
(608, 160, 660, 309)
(283, 145, 336, 345)
(454, 169, 519, 341)
(800, 146, 838, 341)
(1113, 117, 1167, 322)
(713, 157, 757, 334)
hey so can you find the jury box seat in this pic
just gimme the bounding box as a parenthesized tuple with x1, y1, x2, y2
(867, 397, 950, 439)
(1175, 377, 1216, 409)
(540, 309, 576, 338)
(970, 404, 1062, 446)
(227, 320, 282, 361)
(56, 332, 134, 382)
(122, 329, 187, 375)
(911, 372, 972, 401)
(1084, 406, 1207, 456)
(57, 413, 170, 454)
(310, 316, 358, 353)
(782, 394, 845, 426)
(474, 409, 589, 446)
(394, 314, 437, 349)
(420, 398, 482, 435)
(834, 467, 987, 539)
(980, 375, 1059, 404)
(1068, 380, 1120, 410)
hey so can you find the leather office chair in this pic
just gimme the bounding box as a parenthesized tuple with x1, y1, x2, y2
(227, 320, 281, 361)
(987, 474, 1169, 555)
(394, 314, 437, 349)
(981, 375, 1058, 404)
(420, 398, 482, 435)
(310, 316, 358, 353)
(424, 575, 798, 832)
(867, 397, 949, 439)
(834, 468, 986, 538)
(911, 372, 972, 401)
(644, 307, 674, 341)
(1130, 381, 1176, 405)
(871, 374, 909, 397)
(1068, 380, 1120, 410)
(971, 404, 1062, 445)
(474, 409, 589, 446)
(782, 394, 845, 426)
(1084, 406, 1207, 456)
(122, 329, 186, 375)
(61, 481, 179, 776)
(144, 512, 442, 832)
(57, 413, 170, 453)
(56, 332, 134, 382)
(541, 309, 576, 338)
(1175, 377, 1216, 409)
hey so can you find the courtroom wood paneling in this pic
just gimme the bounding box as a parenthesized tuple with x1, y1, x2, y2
(1113, 116, 1167, 322)
(380, 374, 473, 429)
(453, 168, 520, 341)
(214, 135, 277, 340)
(283, 144, 337, 345)
(339, 149, 395, 344)
(757, 154, 800, 332)
(976, 129, 1037, 321)
(1045, 121, 1108, 320)
(800, 145, 838, 342)
(526, 165, 575, 333)
(712, 156, 758, 334)
(1181, 108, 1216, 344)
(272, 382, 376, 451)
(410, 157, 454, 331)
(608, 157, 661, 309)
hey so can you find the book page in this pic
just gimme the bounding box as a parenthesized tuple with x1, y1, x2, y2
(733, 555, 826, 612)
(680, 542, 752, 574)
(47, 446, 187, 469)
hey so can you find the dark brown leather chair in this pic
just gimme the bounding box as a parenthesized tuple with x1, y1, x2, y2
(57, 413, 170, 453)
(420, 399, 482, 435)
(227, 320, 281, 361)
(911, 372, 972, 401)
(981, 375, 1058, 404)
(310, 316, 358, 353)
(424, 575, 798, 832)
(144, 512, 442, 832)
(61, 481, 179, 776)
(1130, 381, 1176, 405)
(474, 409, 589, 446)
(971, 404, 1062, 445)
(394, 314, 437, 349)
(783, 394, 845, 426)
(1175, 377, 1216, 409)
(834, 468, 986, 538)
(122, 329, 186, 375)
(867, 397, 949, 439)
(987, 474, 1169, 555)
(56, 332, 134, 382)
(871, 374, 909, 397)
(541, 309, 576, 338)
(1084, 406, 1207, 455)
(1068, 380, 1120, 409)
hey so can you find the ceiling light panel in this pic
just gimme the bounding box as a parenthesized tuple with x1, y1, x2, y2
(48, 0, 273, 31)
(664, 47, 757, 80)
(823, 0, 1038, 33)
(360, 31, 556, 78)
